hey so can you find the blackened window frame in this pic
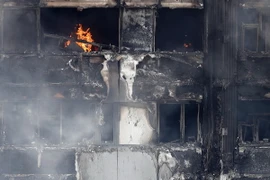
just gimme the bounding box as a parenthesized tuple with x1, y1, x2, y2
(158, 102, 202, 144)
(154, 8, 204, 52)
(238, 113, 270, 144)
(239, 8, 270, 55)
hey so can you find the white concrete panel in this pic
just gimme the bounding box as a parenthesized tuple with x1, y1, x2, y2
(77, 149, 117, 180)
(118, 147, 157, 180)
(161, 0, 203, 8)
(119, 106, 154, 144)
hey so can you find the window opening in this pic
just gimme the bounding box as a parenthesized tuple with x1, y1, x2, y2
(156, 9, 203, 52)
(41, 8, 119, 53)
(159, 103, 201, 143)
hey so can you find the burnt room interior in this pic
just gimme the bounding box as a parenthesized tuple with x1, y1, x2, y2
(0, 0, 270, 180)
(41, 8, 119, 53)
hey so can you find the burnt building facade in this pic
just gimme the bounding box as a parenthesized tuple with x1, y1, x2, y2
(0, 0, 269, 179)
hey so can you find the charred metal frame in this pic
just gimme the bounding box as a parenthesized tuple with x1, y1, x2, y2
(238, 113, 270, 143)
(157, 103, 202, 143)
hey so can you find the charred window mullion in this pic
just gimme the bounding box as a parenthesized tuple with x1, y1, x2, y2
(180, 104, 185, 142)
(0, 103, 4, 145)
(159, 103, 200, 143)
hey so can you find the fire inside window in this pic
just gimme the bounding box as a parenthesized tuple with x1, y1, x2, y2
(40, 8, 119, 53)
(155, 8, 203, 52)
(159, 103, 201, 143)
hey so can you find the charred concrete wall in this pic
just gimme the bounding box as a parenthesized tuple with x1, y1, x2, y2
(234, 3, 270, 180)
(235, 146, 270, 179)
(5, 0, 270, 180)
(0, 0, 205, 180)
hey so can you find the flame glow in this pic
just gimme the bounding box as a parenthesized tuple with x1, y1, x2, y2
(65, 24, 94, 52)
(184, 43, 192, 48)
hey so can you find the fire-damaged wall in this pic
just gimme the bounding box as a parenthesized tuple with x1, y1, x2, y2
(0, 0, 205, 180)
(2, 0, 270, 180)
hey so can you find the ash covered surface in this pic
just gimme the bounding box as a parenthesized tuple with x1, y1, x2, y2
(238, 58, 270, 87)
(158, 143, 202, 180)
(1, 0, 39, 6)
(235, 146, 270, 175)
(133, 55, 203, 101)
(121, 9, 154, 52)
(0, 55, 106, 101)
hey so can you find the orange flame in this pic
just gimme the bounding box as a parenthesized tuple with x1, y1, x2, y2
(65, 24, 94, 52)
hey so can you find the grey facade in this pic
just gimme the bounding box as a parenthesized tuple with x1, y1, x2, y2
(0, 0, 269, 179)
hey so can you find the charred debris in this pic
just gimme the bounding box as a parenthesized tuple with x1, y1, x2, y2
(0, 0, 270, 180)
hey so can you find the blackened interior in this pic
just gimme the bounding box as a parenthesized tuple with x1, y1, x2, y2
(238, 101, 270, 142)
(156, 9, 203, 52)
(3, 9, 37, 53)
(41, 8, 119, 52)
(185, 104, 199, 142)
(159, 104, 181, 143)
(159, 103, 200, 143)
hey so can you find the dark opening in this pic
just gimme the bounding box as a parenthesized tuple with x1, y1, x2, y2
(244, 28, 258, 52)
(156, 9, 203, 52)
(41, 8, 119, 53)
(242, 125, 253, 142)
(239, 9, 267, 52)
(238, 101, 270, 118)
(100, 103, 114, 142)
(185, 104, 199, 142)
(258, 117, 270, 141)
(238, 101, 270, 143)
(3, 9, 37, 53)
(159, 104, 181, 143)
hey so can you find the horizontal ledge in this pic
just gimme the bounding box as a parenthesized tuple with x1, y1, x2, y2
(0, 143, 200, 151)
(122, 2, 157, 7)
(2, 174, 75, 178)
(239, 0, 270, 9)
(40, 1, 117, 8)
(0, 0, 204, 8)
(0, 82, 105, 88)
(2, 1, 204, 8)
(122, 2, 203, 9)
(238, 97, 270, 101)
(239, 143, 270, 147)
(242, 53, 270, 59)
(160, 2, 203, 9)
(240, 174, 270, 178)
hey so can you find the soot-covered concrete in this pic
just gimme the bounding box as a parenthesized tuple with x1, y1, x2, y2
(1, 0, 270, 180)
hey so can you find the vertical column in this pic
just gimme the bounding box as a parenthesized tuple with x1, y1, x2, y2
(221, 0, 238, 172)
(204, 0, 224, 174)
